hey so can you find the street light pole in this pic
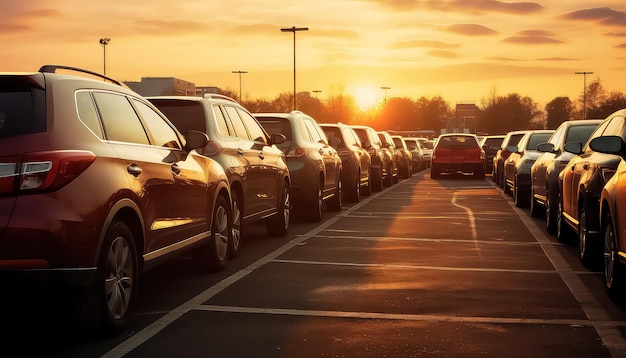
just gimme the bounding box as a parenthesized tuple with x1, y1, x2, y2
(99, 38, 111, 75)
(381, 86, 391, 106)
(575, 71, 593, 119)
(312, 90, 321, 99)
(281, 26, 309, 111)
(231, 70, 248, 101)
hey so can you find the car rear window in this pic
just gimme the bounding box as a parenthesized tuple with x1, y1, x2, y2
(257, 118, 292, 141)
(527, 133, 553, 150)
(482, 137, 503, 147)
(437, 136, 477, 148)
(149, 99, 207, 135)
(0, 86, 45, 139)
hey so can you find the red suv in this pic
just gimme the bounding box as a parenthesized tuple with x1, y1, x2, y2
(0, 66, 233, 333)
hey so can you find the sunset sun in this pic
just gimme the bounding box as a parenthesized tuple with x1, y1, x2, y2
(354, 86, 380, 111)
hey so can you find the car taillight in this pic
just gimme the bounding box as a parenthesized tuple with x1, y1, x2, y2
(0, 151, 96, 194)
(287, 147, 305, 157)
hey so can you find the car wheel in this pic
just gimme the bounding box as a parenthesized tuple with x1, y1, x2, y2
(474, 166, 485, 179)
(556, 199, 571, 243)
(372, 167, 383, 192)
(578, 206, 599, 267)
(384, 163, 393, 186)
(545, 189, 557, 234)
(530, 185, 542, 218)
(229, 190, 242, 259)
(513, 177, 526, 208)
(362, 172, 372, 196)
(327, 177, 343, 211)
(79, 219, 138, 333)
(430, 165, 440, 179)
(604, 215, 625, 298)
(348, 176, 361, 202)
(307, 181, 323, 222)
(266, 180, 290, 236)
(193, 194, 231, 272)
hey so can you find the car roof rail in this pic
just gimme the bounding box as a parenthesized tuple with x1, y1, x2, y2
(202, 93, 238, 103)
(38, 65, 126, 87)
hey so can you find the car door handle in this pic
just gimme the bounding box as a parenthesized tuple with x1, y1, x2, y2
(127, 164, 142, 177)
(237, 148, 245, 156)
(258, 153, 265, 160)
(171, 164, 181, 175)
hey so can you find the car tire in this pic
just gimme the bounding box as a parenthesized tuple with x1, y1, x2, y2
(545, 188, 557, 234)
(513, 177, 527, 208)
(372, 167, 383, 192)
(307, 181, 323, 222)
(266, 180, 290, 236)
(362, 172, 372, 196)
(431, 164, 440, 179)
(229, 190, 242, 259)
(474, 166, 485, 179)
(604, 214, 625, 298)
(327, 177, 343, 211)
(192, 194, 231, 273)
(384, 163, 393, 187)
(578, 206, 599, 267)
(79, 219, 138, 334)
(556, 200, 572, 243)
(530, 185, 542, 218)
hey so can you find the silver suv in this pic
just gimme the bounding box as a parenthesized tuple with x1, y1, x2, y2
(148, 94, 291, 258)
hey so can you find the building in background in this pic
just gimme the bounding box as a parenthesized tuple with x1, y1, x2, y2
(125, 77, 197, 96)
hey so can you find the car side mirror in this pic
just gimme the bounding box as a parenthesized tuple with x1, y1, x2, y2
(184, 130, 209, 151)
(270, 133, 286, 145)
(564, 141, 584, 155)
(536, 142, 555, 153)
(362, 141, 372, 149)
(589, 135, 625, 154)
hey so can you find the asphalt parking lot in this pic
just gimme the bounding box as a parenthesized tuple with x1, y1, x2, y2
(9, 170, 626, 357)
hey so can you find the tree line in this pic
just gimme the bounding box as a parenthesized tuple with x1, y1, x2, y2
(219, 78, 626, 135)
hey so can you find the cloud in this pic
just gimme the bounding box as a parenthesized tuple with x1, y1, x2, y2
(515, 30, 553, 37)
(616, 43, 626, 49)
(445, 24, 498, 36)
(133, 19, 210, 35)
(427, 50, 457, 58)
(502, 36, 562, 44)
(364, 0, 543, 15)
(0, 24, 30, 34)
(387, 40, 460, 49)
(559, 7, 626, 27)
(605, 32, 626, 37)
(534, 57, 577, 61)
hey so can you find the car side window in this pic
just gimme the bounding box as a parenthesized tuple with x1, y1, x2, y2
(549, 127, 563, 146)
(237, 108, 267, 144)
(94, 91, 149, 145)
(212, 105, 231, 136)
(76, 91, 104, 140)
(132, 98, 181, 149)
(223, 105, 249, 140)
(304, 119, 326, 144)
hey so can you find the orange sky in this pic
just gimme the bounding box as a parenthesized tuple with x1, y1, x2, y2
(2, 1, 626, 109)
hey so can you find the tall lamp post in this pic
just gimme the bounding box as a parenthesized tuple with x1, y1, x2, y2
(312, 90, 321, 99)
(99, 38, 111, 75)
(575, 71, 593, 119)
(381, 86, 391, 106)
(281, 26, 309, 111)
(231, 70, 248, 101)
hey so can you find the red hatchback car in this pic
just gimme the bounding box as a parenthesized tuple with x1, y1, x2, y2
(430, 133, 485, 179)
(0, 66, 233, 333)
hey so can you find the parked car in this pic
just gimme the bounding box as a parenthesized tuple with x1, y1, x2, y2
(479, 135, 505, 175)
(417, 137, 433, 168)
(503, 130, 555, 207)
(320, 122, 372, 202)
(377, 131, 399, 185)
(0, 65, 234, 333)
(529, 119, 602, 232)
(255, 111, 342, 222)
(493, 130, 529, 188)
(430, 133, 485, 179)
(391, 135, 413, 178)
(351, 125, 387, 192)
(558, 110, 625, 266)
(148, 94, 291, 259)
(404, 137, 425, 172)
(595, 137, 626, 297)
